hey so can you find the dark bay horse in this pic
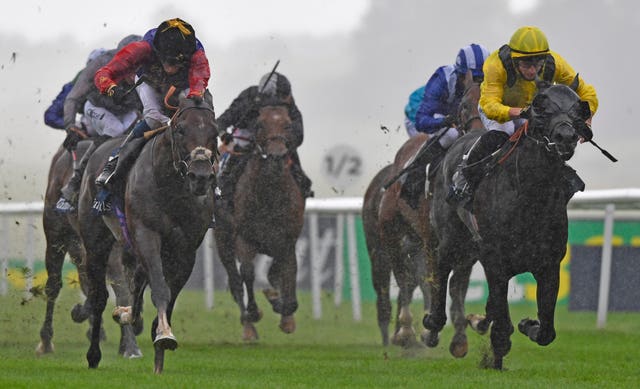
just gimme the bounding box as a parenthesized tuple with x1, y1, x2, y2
(37, 140, 141, 358)
(425, 80, 591, 369)
(214, 104, 305, 341)
(78, 96, 217, 373)
(362, 72, 481, 355)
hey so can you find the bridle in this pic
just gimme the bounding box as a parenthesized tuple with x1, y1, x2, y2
(167, 104, 218, 178)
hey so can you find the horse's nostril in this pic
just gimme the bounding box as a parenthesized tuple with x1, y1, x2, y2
(187, 172, 196, 180)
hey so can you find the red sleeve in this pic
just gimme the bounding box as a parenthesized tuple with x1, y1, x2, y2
(187, 49, 210, 97)
(94, 41, 153, 94)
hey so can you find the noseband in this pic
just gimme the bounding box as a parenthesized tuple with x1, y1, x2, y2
(168, 105, 218, 178)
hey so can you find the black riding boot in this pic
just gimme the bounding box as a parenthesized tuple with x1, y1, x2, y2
(217, 154, 249, 210)
(447, 130, 509, 209)
(401, 139, 446, 209)
(56, 141, 97, 213)
(291, 162, 314, 199)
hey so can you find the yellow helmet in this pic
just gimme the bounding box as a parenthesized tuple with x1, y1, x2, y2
(509, 26, 549, 58)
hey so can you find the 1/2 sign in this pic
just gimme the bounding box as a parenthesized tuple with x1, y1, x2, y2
(322, 144, 363, 190)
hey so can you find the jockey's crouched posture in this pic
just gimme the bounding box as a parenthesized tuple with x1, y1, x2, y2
(448, 26, 598, 210)
(216, 71, 313, 208)
(91, 18, 212, 213)
(55, 35, 143, 213)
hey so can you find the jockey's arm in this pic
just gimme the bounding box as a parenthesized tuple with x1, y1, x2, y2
(94, 41, 151, 94)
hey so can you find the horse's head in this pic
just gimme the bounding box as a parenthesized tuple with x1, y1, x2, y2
(254, 104, 293, 161)
(457, 71, 483, 132)
(169, 95, 218, 196)
(528, 80, 592, 161)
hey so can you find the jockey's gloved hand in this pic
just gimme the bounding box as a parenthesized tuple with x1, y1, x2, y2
(187, 91, 204, 104)
(63, 125, 85, 151)
(107, 84, 127, 105)
(519, 106, 532, 120)
(220, 132, 234, 144)
(441, 115, 456, 128)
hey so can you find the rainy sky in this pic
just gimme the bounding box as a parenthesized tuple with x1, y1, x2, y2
(0, 0, 637, 201)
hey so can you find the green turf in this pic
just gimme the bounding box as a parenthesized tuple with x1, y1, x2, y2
(1, 286, 638, 388)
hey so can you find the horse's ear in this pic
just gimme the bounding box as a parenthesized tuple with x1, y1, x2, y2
(576, 100, 592, 121)
(569, 74, 580, 91)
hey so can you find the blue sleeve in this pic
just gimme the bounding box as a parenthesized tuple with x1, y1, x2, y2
(415, 68, 450, 133)
(44, 81, 73, 129)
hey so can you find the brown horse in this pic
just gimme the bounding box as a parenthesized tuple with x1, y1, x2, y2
(362, 71, 481, 355)
(37, 140, 142, 358)
(78, 96, 218, 373)
(214, 104, 305, 341)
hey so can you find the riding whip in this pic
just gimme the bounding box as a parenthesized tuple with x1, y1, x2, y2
(382, 129, 449, 190)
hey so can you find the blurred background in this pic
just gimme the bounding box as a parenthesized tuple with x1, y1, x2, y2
(0, 0, 636, 202)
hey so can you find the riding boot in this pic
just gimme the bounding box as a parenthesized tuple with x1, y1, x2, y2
(401, 139, 446, 209)
(559, 164, 585, 201)
(217, 155, 248, 211)
(56, 141, 97, 213)
(291, 162, 314, 199)
(447, 130, 509, 209)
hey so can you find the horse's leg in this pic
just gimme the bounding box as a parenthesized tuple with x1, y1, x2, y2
(36, 218, 68, 355)
(422, 254, 450, 347)
(132, 226, 176, 358)
(484, 271, 514, 370)
(391, 243, 418, 347)
(239, 258, 262, 342)
(84, 246, 111, 369)
(106, 245, 142, 359)
(370, 243, 392, 346)
(448, 265, 472, 358)
(276, 246, 298, 334)
(519, 265, 559, 346)
(129, 263, 147, 336)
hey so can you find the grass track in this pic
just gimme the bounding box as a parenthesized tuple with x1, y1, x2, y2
(1, 287, 638, 388)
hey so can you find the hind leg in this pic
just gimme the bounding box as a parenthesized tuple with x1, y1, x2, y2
(273, 246, 298, 334)
(422, 253, 451, 347)
(370, 247, 392, 346)
(391, 244, 419, 347)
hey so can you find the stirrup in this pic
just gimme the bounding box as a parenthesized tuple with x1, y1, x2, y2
(95, 157, 118, 188)
(55, 197, 76, 214)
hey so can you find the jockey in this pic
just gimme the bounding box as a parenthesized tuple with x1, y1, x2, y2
(448, 26, 598, 209)
(44, 48, 107, 130)
(55, 35, 142, 213)
(216, 71, 313, 204)
(403, 85, 425, 137)
(91, 18, 212, 213)
(401, 43, 489, 209)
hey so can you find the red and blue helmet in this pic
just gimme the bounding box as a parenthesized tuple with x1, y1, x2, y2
(454, 43, 489, 78)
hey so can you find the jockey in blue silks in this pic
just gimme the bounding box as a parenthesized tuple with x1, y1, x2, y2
(400, 43, 489, 209)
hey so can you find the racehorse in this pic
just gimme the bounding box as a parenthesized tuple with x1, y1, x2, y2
(78, 95, 218, 373)
(424, 78, 591, 369)
(214, 104, 305, 341)
(361, 71, 481, 356)
(37, 140, 142, 358)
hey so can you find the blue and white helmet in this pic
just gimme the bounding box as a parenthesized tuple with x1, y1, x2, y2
(454, 43, 490, 78)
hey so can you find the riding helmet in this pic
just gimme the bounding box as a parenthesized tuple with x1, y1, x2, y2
(153, 18, 196, 65)
(454, 43, 489, 78)
(509, 26, 549, 58)
(258, 72, 291, 98)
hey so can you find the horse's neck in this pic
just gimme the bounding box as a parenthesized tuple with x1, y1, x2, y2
(245, 157, 291, 203)
(147, 134, 182, 188)
(502, 138, 564, 194)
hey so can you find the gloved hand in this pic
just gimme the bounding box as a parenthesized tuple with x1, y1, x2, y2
(441, 115, 456, 128)
(187, 91, 204, 104)
(62, 126, 86, 150)
(107, 84, 127, 105)
(220, 132, 234, 145)
(519, 106, 531, 120)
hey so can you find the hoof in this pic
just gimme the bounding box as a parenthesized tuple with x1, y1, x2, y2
(391, 326, 416, 347)
(449, 339, 468, 358)
(467, 314, 489, 335)
(421, 329, 439, 348)
(71, 304, 89, 323)
(279, 315, 296, 334)
(35, 341, 54, 356)
(123, 348, 143, 359)
(242, 323, 259, 341)
(154, 333, 178, 351)
(517, 317, 539, 335)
